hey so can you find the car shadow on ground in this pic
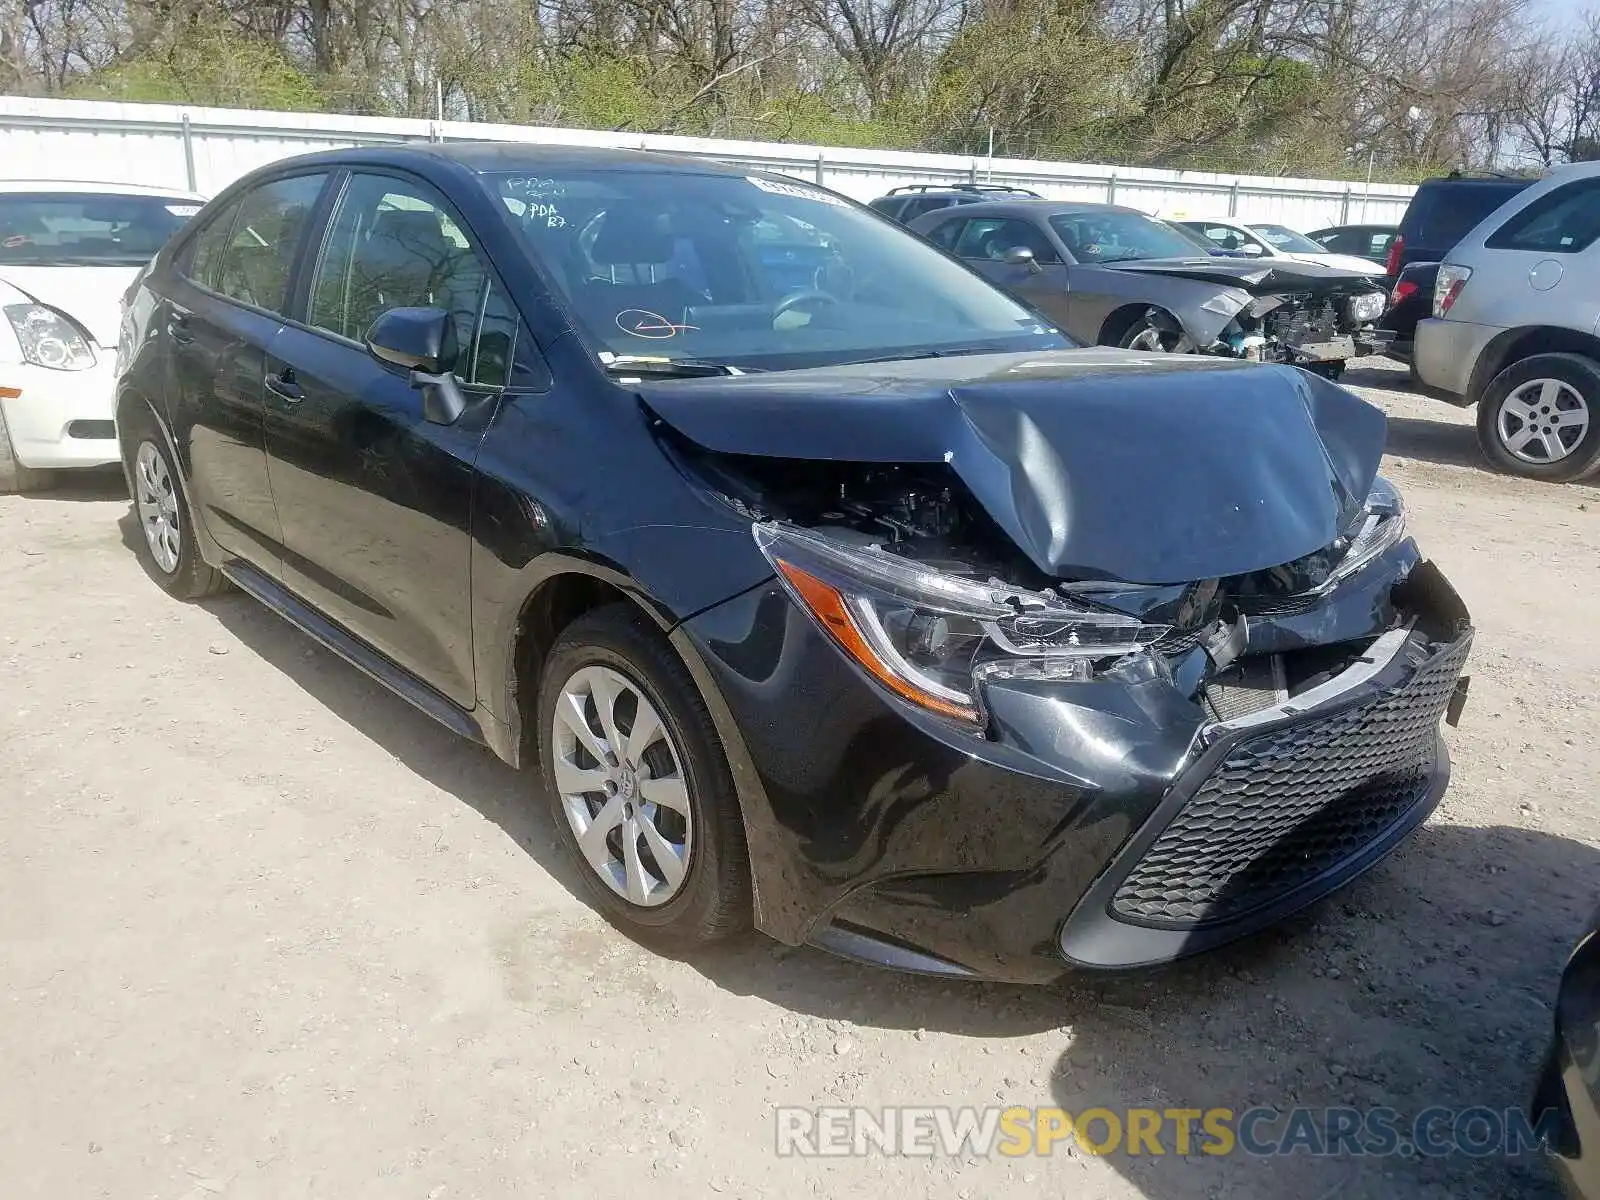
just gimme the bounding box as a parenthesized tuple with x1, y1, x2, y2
(20, 464, 127, 501)
(119, 506, 1592, 1197)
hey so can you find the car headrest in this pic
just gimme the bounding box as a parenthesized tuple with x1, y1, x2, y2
(589, 209, 675, 265)
(369, 209, 450, 252)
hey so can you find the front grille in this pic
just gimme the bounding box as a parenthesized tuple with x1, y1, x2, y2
(1111, 635, 1470, 928)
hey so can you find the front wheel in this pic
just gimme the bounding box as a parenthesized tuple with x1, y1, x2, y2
(1475, 353, 1600, 482)
(0, 404, 54, 493)
(1118, 312, 1196, 354)
(537, 603, 751, 948)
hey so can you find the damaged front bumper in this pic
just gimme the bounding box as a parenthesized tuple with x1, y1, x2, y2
(677, 540, 1472, 984)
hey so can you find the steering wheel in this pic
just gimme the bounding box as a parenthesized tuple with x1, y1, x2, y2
(773, 288, 840, 319)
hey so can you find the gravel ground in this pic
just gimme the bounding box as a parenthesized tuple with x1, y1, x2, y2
(1, 358, 1595, 1199)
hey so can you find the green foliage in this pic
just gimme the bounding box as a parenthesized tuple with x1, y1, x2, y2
(66, 21, 326, 111)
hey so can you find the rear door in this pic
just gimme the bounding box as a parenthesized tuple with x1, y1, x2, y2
(262, 169, 531, 706)
(163, 172, 329, 569)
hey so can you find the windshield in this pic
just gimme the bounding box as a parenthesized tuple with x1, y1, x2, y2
(0, 193, 198, 266)
(1047, 211, 1201, 263)
(482, 170, 1067, 370)
(1251, 223, 1325, 254)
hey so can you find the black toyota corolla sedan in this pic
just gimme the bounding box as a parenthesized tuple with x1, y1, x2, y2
(113, 144, 1473, 983)
(1535, 906, 1600, 1198)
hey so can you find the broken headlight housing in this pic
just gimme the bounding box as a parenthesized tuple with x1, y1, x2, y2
(755, 522, 1170, 723)
(1319, 476, 1407, 592)
(1346, 291, 1386, 324)
(3, 304, 95, 371)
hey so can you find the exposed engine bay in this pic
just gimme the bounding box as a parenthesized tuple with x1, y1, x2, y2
(1136, 285, 1388, 373)
(673, 443, 1449, 728)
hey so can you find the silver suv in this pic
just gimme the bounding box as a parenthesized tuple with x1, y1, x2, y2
(1413, 162, 1600, 481)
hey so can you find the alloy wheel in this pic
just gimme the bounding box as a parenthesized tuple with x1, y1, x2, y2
(1126, 324, 1196, 354)
(550, 664, 693, 907)
(1496, 378, 1590, 465)
(134, 441, 181, 574)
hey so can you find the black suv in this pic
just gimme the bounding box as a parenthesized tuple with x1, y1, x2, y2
(113, 143, 1472, 983)
(868, 182, 1041, 225)
(1380, 173, 1535, 360)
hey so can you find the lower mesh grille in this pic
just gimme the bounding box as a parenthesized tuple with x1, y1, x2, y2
(1111, 635, 1470, 928)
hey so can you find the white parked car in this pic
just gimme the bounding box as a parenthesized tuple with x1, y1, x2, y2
(1176, 218, 1385, 276)
(0, 180, 204, 492)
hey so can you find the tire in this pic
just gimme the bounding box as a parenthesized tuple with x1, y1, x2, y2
(537, 603, 751, 948)
(120, 410, 228, 599)
(0, 403, 55, 494)
(1117, 311, 1196, 354)
(1475, 353, 1600, 483)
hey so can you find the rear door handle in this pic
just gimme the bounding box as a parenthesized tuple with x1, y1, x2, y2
(167, 313, 194, 344)
(265, 370, 303, 403)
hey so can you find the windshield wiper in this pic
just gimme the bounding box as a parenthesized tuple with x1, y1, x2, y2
(835, 346, 1004, 367)
(601, 355, 747, 378)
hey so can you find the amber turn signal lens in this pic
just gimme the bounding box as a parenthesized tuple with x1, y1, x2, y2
(776, 559, 978, 722)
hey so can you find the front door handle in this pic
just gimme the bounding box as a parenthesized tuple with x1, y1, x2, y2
(265, 370, 303, 403)
(168, 313, 194, 344)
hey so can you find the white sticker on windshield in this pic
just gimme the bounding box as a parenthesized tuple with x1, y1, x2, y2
(164, 204, 202, 217)
(745, 176, 846, 207)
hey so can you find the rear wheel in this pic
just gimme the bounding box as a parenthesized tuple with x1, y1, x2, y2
(537, 603, 751, 948)
(120, 412, 228, 598)
(1475, 353, 1600, 482)
(0, 404, 54, 494)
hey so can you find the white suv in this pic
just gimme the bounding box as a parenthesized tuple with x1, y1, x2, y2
(1413, 161, 1600, 481)
(0, 181, 204, 492)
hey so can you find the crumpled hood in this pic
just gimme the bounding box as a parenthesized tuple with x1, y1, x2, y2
(1100, 256, 1383, 291)
(0, 265, 142, 347)
(638, 348, 1388, 585)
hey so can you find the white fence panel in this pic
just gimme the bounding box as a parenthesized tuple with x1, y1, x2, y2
(0, 95, 1415, 229)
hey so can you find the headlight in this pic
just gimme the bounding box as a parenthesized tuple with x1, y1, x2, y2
(1322, 477, 1407, 591)
(3, 304, 96, 371)
(755, 522, 1170, 723)
(1346, 291, 1385, 324)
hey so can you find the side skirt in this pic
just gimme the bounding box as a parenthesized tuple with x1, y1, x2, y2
(221, 559, 485, 746)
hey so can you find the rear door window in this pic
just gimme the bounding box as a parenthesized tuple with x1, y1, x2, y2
(213, 174, 328, 315)
(1485, 180, 1600, 254)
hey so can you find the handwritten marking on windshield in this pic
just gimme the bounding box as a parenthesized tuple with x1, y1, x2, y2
(617, 309, 699, 339)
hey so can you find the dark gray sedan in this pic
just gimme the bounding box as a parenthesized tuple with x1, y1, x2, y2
(910, 200, 1390, 377)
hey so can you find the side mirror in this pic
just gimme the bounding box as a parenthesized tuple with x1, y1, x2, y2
(1240, 242, 1265, 256)
(1002, 245, 1042, 273)
(366, 306, 467, 425)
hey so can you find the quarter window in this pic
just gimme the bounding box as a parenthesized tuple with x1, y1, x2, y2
(183, 200, 241, 289)
(309, 173, 517, 387)
(212, 174, 327, 315)
(1486, 180, 1600, 254)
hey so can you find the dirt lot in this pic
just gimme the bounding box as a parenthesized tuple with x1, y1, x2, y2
(1, 358, 1595, 1200)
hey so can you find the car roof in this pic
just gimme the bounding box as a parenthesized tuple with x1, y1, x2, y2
(0, 179, 206, 200)
(248, 141, 765, 179)
(912, 198, 1138, 221)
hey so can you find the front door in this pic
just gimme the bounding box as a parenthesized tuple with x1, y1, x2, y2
(950, 217, 1074, 328)
(162, 173, 328, 569)
(263, 171, 521, 707)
